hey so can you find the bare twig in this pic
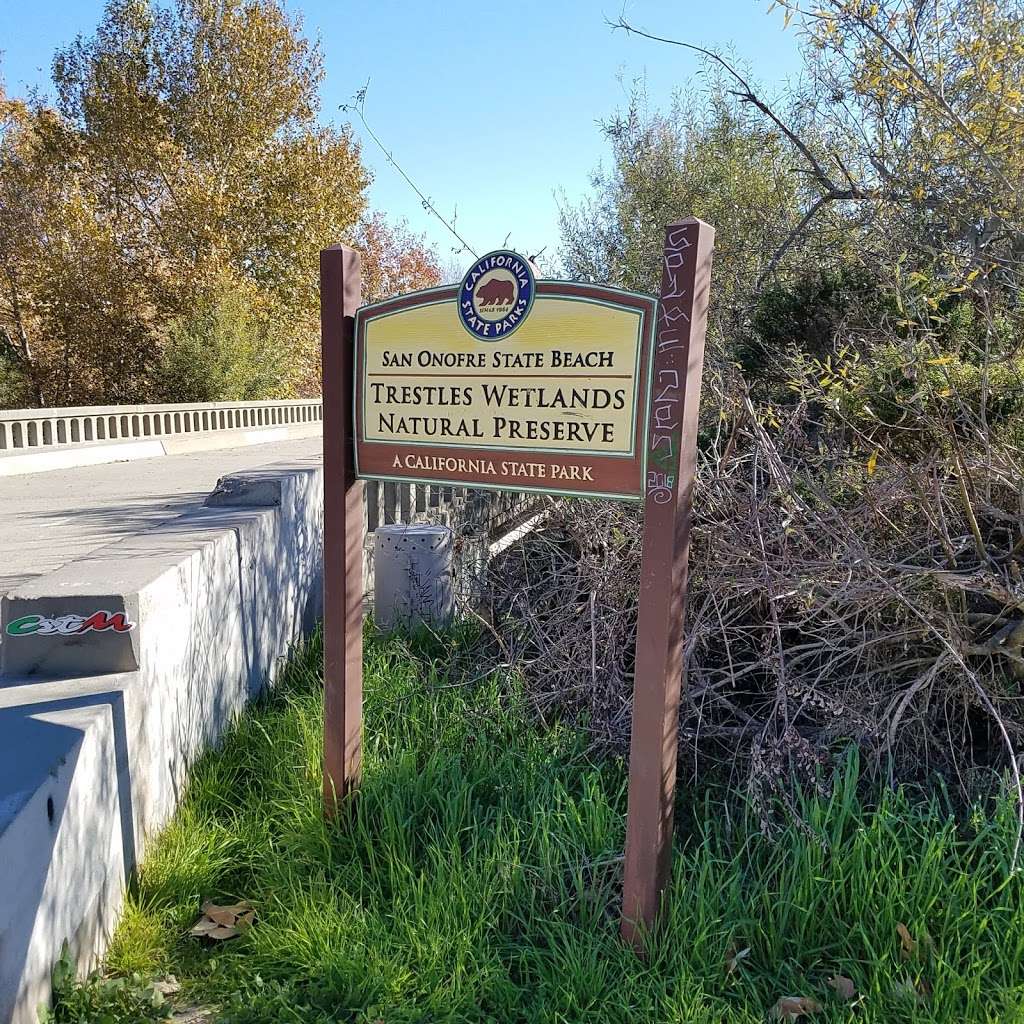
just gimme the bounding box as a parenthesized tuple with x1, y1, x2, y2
(341, 83, 479, 259)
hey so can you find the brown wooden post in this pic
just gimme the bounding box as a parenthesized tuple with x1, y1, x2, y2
(621, 218, 715, 945)
(321, 244, 365, 814)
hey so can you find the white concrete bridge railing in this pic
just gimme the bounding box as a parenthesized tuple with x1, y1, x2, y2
(0, 399, 323, 452)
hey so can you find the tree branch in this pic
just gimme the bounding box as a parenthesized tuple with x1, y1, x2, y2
(612, 17, 858, 197)
(613, 16, 879, 284)
(758, 192, 832, 286)
(342, 83, 479, 260)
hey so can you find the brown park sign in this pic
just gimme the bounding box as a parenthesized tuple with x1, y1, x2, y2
(354, 268, 658, 500)
(321, 219, 715, 948)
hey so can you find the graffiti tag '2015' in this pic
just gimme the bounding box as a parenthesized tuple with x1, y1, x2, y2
(4, 610, 136, 637)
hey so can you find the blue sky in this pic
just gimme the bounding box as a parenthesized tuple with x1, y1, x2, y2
(0, 0, 804, 270)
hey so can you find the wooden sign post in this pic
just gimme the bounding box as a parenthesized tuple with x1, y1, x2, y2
(321, 244, 364, 810)
(321, 220, 714, 937)
(621, 219, 715, 944)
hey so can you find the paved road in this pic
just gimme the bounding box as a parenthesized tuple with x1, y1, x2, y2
(0, 438, 322, 596)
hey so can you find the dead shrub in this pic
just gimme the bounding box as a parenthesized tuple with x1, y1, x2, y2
(472, 379, 1024, 827)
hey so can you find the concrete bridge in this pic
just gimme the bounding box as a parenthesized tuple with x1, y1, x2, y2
(0, 399, 537, 1023)
(0, 400, 330, 1023)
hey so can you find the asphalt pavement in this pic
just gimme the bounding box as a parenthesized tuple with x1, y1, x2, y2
(0, 437, 322, 597)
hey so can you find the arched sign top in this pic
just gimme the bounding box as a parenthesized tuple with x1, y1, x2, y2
(354, 276, 659, 501)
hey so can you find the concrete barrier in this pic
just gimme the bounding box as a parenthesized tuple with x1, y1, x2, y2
(0, 457, 324, 1024)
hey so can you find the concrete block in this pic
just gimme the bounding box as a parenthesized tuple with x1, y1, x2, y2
(0, 697, 126, 1024)
(0, 458, 325, 1022)
(1, 597, 140, 679)
(374, 525, 454, 632)
(205, 470, 284, 508)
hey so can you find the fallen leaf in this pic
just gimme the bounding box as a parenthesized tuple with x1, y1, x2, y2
(725, 945, 751, 974)
(827, 975, 856, 1000)
(202, 906, 236, 928)
(896, 922, 916, 958)
(202, 901, 252, 926)
(867, 450, 878, 476)
(772, 995, 823, 1020)
(190, 899, 255, 941)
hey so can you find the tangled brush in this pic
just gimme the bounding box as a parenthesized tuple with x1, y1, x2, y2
(474, 385, 1024, 841)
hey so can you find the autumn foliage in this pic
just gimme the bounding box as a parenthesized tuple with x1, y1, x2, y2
(0, 0, 440, 407)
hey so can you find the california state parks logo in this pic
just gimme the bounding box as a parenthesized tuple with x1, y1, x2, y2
(458, 250, 535, 341)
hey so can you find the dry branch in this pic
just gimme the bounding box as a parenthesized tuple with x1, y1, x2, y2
(469, 381, 1024, 817)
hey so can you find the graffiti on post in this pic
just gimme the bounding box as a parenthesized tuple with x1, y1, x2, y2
(646, 469, 675, 505)
(624, 218, 714, 947)
(648, 226, 693, 472)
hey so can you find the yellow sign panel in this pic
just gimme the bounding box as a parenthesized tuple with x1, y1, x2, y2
(363, 295, 646, 454)
(354, 280, 657, 500)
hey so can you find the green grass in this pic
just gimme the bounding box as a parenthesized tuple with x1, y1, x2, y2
(88, 628, 1024, 1023)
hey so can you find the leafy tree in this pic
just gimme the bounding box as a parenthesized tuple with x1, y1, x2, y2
(558, 89, 806, 355)
(575, 3, 1024, 421)
(0, 91, 67, 406)
(355, 213, 443, 303)
(50, 0, 370, 308)
(0, 0, 441, 407)
(776, 0, 1024, 279)
(611, 2, 1024, 308)
(151, 278, 290, 402)
(745, 265, 889, 375)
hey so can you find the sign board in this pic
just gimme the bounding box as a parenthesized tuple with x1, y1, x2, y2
(321, 220, 715, 950)
(354, 256, 658, 500)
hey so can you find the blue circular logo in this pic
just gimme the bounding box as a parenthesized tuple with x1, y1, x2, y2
(457, 250, 535, 341)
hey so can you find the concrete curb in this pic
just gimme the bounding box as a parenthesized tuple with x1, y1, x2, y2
(0, 423, 323, 477)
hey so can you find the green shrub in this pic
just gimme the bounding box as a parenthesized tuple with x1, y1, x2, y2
(152, 281, 291, 404)
(43, 945, 172, 1024)
(746, 266, 891, 377)
(829, 341, 1024, 450)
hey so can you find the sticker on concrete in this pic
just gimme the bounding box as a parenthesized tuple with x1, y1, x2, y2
(4, 610, 136, 637)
